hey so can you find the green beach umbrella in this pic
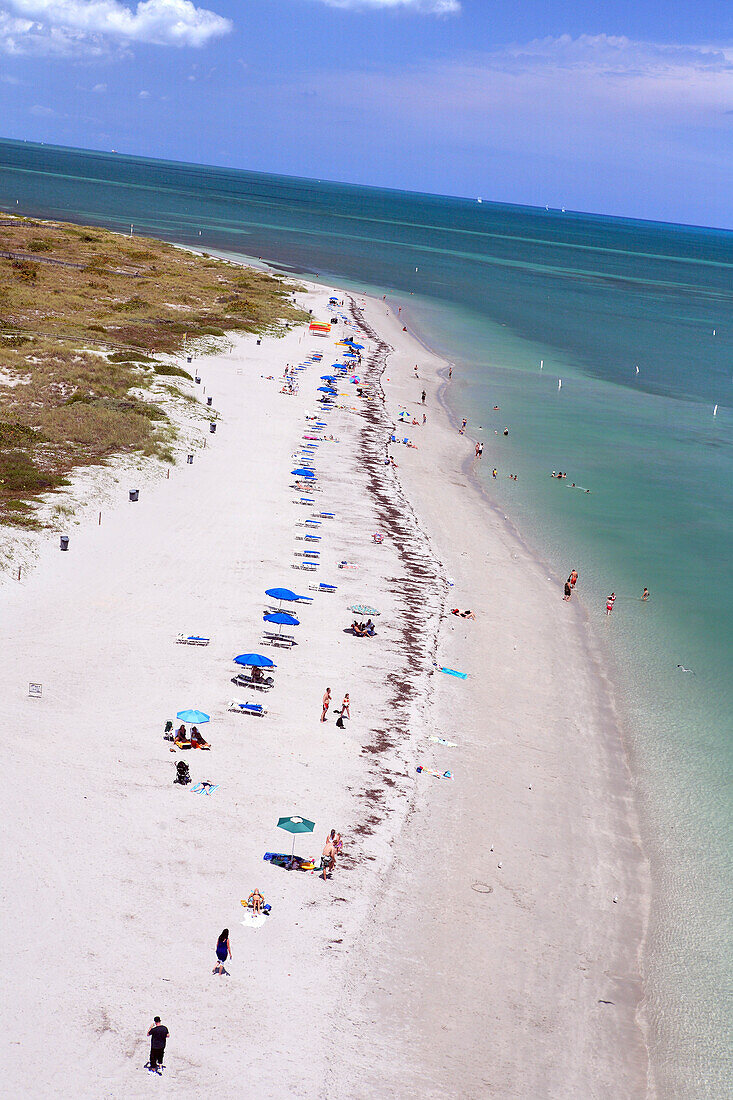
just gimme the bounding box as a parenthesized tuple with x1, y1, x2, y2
(277, 814, 315, 856)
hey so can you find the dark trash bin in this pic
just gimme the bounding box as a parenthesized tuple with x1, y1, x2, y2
(256, 339, 261, 345)
(207, 396, 213, 407)
(60, 535, 69, 551)
(209, 422, 217, 434)
(187, 454, 194, 465)
(195, 376, 201, 384)
(187, 356, 192, 363)
(129, 489, 139, 502)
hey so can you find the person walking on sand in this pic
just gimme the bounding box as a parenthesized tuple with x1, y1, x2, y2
(569, 568, 578, 589)
(606, 592, 616, 616)
(336, 693, 350, 729)
(460, 418, 467, 434)
(421, 389, 426, 405)
(448, 365, 452, 380)
(147, 1016, 169, 1074)
(563, 579, 572, 601)
(321, 687, 331, 723)
(213, 929, 231, 975)
(492, 468, 497, 479)
(477, 442, 483, 458)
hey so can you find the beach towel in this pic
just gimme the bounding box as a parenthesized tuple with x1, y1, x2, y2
(438, 667, 468, 679)
(429, 736, 458, 747)
(416, 766, 453, 779)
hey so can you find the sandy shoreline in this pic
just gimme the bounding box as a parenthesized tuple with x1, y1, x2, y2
(0, 274, 651, 1097)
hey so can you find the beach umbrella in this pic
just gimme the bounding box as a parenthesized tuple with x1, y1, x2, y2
(318, 386, 336, 394)
(176, 708, 210, 724)
(234, 654, 276, 674)
(320, 374, 336, 381)
(263, 612, 299, 640)
(263, 611, 300, 628)
(350, 342, 364, 350)
(349, 604, 380, 617)
(291, 468, 316, 478)
(277, 814, 315, 856)
(265, 587, 311, 605)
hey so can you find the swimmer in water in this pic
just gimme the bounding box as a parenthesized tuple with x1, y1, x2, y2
(642, 587, 649, 601)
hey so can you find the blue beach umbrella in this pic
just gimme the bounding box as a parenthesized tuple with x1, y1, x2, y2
(265, 587, 311, 604)
(234, 653, 276, 668)
(320, 374, 336, 381)
(176, 708, 210, 724)
(318, 386, 336, 393)
(292, 468, 316, 478)
(263, 612, 300, 627)
(350, 343, 364, 350)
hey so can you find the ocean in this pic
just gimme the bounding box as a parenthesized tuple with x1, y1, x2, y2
(1, 137, 731, 1095)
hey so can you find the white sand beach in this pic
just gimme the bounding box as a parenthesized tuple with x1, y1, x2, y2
(0, 279, 651, 1097)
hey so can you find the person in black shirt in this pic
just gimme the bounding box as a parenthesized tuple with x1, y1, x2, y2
(147, 1016, 169, 1073)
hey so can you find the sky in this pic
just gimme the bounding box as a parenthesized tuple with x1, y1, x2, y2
(0, 0, 731, 227)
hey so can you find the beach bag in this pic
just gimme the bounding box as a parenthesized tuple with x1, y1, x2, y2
(174, 760, 191, 785)
(335, 714, 345, 729)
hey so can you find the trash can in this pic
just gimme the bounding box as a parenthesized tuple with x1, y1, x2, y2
(129, 489, 139, 502)
(256, 339, 261, 346)
(206, 396, 213, 407)
(187, 356, 192, 363)
(209, 422, 217, 434)
(60, 535, 69, 551)
(186, 454, 194, 465)
(195, 376, 201, 384)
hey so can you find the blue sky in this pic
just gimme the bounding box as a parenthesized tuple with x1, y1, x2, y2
(0, 0, 731, 227)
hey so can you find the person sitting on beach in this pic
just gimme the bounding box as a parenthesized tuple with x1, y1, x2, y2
(365, 619, 375, 635)
(247, 888, 264, 914)
(174, 725, 191, 748)
(251, 665, 264, 683)
(190, 726, 210, 750)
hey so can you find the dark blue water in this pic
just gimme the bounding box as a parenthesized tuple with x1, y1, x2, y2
(0, 137, 731, 1095)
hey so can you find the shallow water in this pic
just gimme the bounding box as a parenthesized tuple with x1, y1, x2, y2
(1, 137, 731, 1095)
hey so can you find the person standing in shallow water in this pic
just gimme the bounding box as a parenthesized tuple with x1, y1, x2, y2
(606, 592, 616, 616)
(421, 389, 426, 405)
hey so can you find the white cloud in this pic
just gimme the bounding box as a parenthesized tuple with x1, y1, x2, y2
(92, 80, 106, 90)
(29, 102, 55, 113)
(0, 0, 232, 55)
(138, 87, 149, 95)
(309, 0, 459, 12)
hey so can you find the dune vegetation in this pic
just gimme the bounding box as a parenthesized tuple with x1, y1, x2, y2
(0, 215, 307, 525)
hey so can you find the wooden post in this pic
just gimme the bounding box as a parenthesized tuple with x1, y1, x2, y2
(18, 566, 21, 581)
(98, 511, 102, 525)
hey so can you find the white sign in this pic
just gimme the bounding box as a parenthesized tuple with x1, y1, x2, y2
(28, 682, 42, 698)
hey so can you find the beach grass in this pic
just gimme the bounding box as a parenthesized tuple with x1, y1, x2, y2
(0, 215, 307, 523)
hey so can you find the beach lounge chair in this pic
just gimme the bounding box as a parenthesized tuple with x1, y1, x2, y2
(228, 700, 267, 717)
(177, 634, 210, 646)
(231, 673, 273, 692)
(338, 561, 358, 571)
(319, 512, 336, 519)
(293, 497, 314, 506)
(262, 631, 294, 648)
(292, 562, 318, 572)
(308, 582, 337, 593)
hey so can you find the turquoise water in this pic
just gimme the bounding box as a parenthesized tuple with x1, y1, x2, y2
(1, 138, 731, 1094)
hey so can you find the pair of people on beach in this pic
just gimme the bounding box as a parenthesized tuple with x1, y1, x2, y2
(322, 829, 342, 879)
(322, 689, 350, 726)
(564, 568, 579, 601)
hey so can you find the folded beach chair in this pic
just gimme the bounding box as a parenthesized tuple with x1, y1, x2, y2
(308, 582, 337, 593)
(292, 562, 318, 572)
(293, 497, 314, 506)
(176, 634, 210, 646)
(228, 700, 267, 717)
(319, 512, 336, 519)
